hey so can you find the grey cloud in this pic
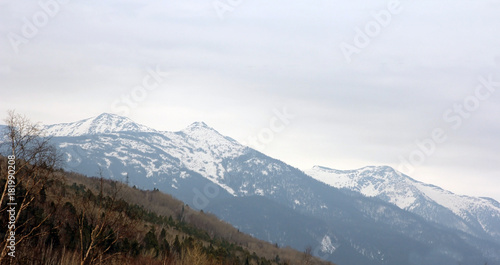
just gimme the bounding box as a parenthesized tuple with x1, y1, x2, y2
(0, 0, 499, 200)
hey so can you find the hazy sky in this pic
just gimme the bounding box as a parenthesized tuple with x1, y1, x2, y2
(1, 0, 499, 201)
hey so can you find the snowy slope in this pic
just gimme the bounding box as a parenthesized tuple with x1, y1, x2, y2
(44, 114, 247, 196)
(306, 165, 500, 242)
(44, 113, 156, 136)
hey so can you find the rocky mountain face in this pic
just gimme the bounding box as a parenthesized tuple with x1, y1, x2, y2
(5, 113, 497, 265)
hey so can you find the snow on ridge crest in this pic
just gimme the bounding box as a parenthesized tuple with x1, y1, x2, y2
(44, 114, 247, 185)
(44, 113, 156, 137)
(307, 164, 500, 240)
(308, 165, 500, 211)
(43, 114, 247, 196)
(177, 121, 246, 157)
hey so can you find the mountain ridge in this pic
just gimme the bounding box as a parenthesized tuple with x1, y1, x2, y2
(5, 113, 499, 265)
(306, 165, 500, 243)
(43, 113, 157, 136)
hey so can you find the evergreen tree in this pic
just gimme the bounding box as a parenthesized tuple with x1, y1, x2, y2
(173, 235, 182, 255)
(160, 239, 170, 257)
(144, 226, 159, 256)
(160, 228, 167, 240)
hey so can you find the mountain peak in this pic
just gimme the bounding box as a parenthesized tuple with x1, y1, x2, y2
(94, 112, 120, 120)
(178, 121, 245, 156)
(44, 113, 156, 137)
(187, 121, 210, 129)
(182, 121, 220, 135)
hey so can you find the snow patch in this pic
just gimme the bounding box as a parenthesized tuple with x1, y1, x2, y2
(321, 235, 337, 254)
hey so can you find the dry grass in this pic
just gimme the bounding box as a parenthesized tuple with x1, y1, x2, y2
(0, 157, 334, 265)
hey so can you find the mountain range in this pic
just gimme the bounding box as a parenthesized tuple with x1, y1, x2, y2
(3, 113, 499, 265)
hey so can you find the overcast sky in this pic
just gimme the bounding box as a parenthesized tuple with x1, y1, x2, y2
(1, 0, 499, 201)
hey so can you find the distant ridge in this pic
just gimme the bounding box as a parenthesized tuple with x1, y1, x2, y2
(307, 165, 500, 241)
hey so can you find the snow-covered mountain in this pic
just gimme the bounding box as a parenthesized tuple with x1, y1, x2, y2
(306, 165, 500, 243)
(43, 113, 247, 197)
(6, 113, 498, 265)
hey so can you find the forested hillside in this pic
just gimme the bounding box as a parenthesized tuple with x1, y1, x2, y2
(0, 155, 333, 265)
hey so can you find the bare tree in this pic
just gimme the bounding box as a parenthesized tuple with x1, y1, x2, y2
(77, 170, 138, 265)
(302, 246, 314, 265)
(0, 110, 61, 261)
(180, 243, 206, 265)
